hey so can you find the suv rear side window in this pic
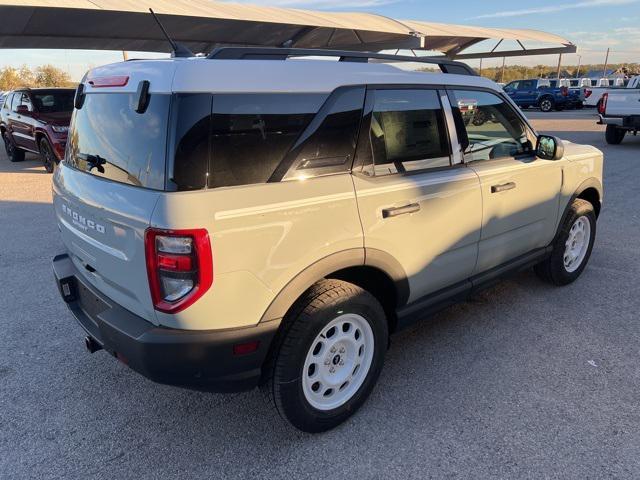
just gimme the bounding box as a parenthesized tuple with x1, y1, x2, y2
(66, 93, 170, 190)
(368, 89, 450, 175)
(209, 93, 326, 189)
(279, 86, 365, 181)
(170, 93, 327, 191)
(448, 89, 531, 162)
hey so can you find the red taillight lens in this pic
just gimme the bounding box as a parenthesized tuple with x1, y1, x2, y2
(144, 228, 213, 313)
(598, 93, 608, 115)
(87, 75, 129, 88)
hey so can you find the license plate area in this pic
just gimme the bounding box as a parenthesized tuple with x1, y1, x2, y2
(76, 279, 109, 320)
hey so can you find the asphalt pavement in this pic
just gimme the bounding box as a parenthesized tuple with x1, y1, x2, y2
(1, 108, 639, 479)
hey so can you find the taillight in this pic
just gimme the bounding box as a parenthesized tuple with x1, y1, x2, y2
(598, 93, 608, 115)
(585, 89, 592, 99)
(145, 228, 213, 313)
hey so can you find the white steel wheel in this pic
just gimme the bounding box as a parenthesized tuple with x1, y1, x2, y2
(302, 313, 375, 411)
(563, 216, 591, 273)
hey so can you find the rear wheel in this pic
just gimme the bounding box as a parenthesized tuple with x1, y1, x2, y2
(39, 138, 57, 173)
(2, 132, 25, 162)
(535, 198, 596, 285)
(472, 109, 487, 126)
(605, 125, 625, 145)
(539, 97, 554, 113)
(263, 279, 388, 433)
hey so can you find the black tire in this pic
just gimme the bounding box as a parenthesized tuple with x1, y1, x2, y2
(39, 138, 57, 173)
(472, 109, 487, 126)
(262, 279, 388, 433)
(2, 132, 25, 162)
(534, 198, 596, 286)
(605, 125, 625, 145)
(539, 97, 554, 113)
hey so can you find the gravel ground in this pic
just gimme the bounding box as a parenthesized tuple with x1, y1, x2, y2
(1, 109, 639, 479)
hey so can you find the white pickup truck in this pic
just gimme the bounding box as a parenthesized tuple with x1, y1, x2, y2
(597, 88, 640, 144)
(585, 76, 640, 108)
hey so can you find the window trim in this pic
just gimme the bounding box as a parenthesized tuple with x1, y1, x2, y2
(270, 85, 366, 183)
(444, 86, 538, 165)
(356, 84, 455, 178)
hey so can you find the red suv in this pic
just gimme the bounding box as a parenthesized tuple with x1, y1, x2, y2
(1, 88, 75, 172)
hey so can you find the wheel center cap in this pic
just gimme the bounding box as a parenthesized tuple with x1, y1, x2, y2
(332, 354, 341, 365)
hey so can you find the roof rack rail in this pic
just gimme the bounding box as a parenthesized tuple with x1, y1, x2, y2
(207, 47, 477, 76)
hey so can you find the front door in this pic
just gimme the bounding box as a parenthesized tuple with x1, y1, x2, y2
(447, 88, 562, 274)
(352, 87, 482, 303)
(11, 92, 37, 151)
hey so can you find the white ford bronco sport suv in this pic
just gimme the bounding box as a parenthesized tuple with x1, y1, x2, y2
(52, 48, 603, 433)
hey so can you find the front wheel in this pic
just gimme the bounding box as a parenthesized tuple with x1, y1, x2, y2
(263, 279, 388, 433)
(539, 97, 554, 113)
(605, 125, 625, 145)
(535, 198, 596, 285)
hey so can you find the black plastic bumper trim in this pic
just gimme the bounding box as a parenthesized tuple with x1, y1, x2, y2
(53, 253, 280, 392)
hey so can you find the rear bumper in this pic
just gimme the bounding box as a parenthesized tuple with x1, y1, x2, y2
(598, 114, 640, 129)
(52, 253, 280, 392)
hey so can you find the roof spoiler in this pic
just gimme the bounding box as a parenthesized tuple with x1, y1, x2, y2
(207, 47, 477, 76)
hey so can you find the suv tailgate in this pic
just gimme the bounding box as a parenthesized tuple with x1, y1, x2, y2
(53, 166, 160, 323)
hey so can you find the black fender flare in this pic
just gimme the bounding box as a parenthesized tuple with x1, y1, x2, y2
(552, 177, 603, 245)
(259, 248, 409, 323)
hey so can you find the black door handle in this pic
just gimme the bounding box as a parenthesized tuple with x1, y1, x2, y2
(491, 182, 516, 193)
(382, 203, 420, 218)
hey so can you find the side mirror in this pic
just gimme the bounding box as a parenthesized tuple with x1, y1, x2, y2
(16, 105, 29, 115)
(536, 135, 564, 160)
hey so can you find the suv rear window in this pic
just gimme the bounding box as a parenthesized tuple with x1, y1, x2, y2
(170, 93, 327, 191)
(66, 93, 170, 190)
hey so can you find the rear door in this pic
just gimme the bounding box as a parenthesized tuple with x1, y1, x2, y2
(447, 88, 561, 273)
(53, 90, 171, 323)
(352, 87, 482, 303)
(516, 80, 537, 106)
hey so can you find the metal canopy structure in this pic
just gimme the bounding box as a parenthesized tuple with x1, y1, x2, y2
(0, 0, 576, 59)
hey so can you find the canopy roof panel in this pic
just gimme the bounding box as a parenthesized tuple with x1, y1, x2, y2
(0, 0, 576, 58)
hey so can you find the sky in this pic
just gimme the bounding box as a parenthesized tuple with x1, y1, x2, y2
(0, 0, 638, 80)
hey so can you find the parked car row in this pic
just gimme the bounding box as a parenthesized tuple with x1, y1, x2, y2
(502, 76, 640, 112)
(584, 76, 640, 108)
(503, 78, 583, 112)
(0, 87, 75, 172)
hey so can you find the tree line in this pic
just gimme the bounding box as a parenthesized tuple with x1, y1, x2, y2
(0, 65, 75, 91)
(476, 63, 640, 83)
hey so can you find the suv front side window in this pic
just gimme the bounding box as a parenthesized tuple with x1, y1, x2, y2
(2, 93, 13, 109)
(10, 92, 21, 112)
(366, 88, 450, 176)
(449, 89, 532, 162)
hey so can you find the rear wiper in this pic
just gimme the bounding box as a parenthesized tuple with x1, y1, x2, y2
(79, 153, 107, 173)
